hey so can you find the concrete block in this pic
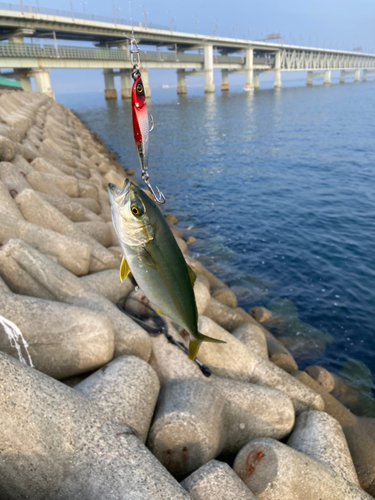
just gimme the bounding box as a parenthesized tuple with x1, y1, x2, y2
(74, 196, 101, 214)
(148, 326, 295, 477)
(196, 316, 323, 413)
(0, 160, 32, 195)
(0, 180, 23, 220)
(305, 365, 335, 392)
(0, 285, 114, 379)
(181, 460, 257, 500)
(0, 214, 90, 276)
(0, 352, 190, 500)
(232, 323, 268, 359)
(293, 370, 375, 495)
(40, 138, 76, 167)
(194, 277, 211, 315)
(16, 139, 40, 161)
(80, 269, 134, 304)
(27, 171, 80, 197)
(211, 286, 238, 308)
(0, 123, 22, 143)
(0, 239, 151, 362)
(11, 153, 34, 175)
(0, 135, 16, 161)
(104, 169, 126, 187)
(31, 156, 73, 177)
(233, 438, 372, 500)
(15, 189, 119, 272)
(75, 221, 112, 247)
(75, 355, 160, 443)
(78, 179, 99, 200)
(39, 193, 102, 222)
(287, 410, 359, 486)
(185, 255, 226, 289)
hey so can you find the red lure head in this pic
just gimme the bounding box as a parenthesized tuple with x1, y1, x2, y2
(132, 75, 146, 110)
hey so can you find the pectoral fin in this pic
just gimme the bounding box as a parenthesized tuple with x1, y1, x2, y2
(120, 256, 130, 282)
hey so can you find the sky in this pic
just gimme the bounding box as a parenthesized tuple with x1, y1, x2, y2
(22, 0, 375, 94)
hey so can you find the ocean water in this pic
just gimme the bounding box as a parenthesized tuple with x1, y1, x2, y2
(58, 78, 375, 414)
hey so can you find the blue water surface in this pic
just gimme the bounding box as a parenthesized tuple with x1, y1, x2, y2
(58, 78, 375, 408)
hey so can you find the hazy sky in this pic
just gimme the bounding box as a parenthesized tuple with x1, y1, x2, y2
(29, 0, 375, 94)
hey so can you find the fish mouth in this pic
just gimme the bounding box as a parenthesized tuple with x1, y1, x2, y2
(108, 178, 131, 204)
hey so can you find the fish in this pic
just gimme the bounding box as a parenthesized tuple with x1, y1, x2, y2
(108, 179, 225, 360)
(132, 74, 151, 173)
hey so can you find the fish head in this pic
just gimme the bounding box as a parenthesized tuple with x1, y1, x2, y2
(108, 179, 155, 247)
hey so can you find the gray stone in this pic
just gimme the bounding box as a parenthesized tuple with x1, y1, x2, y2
(15, 189, 119, 273)
(196, 316, 323, 413)
(0, 281, 114, 379)
(287, 410, 359, 486)
(75, 220, 112, 247)
(148, 326, 295, 477)
(0, 214, 91, 276)
(232, 323, 268, 359)
(181, 460, 257, 500)
(0, 352, 190, 500)
(80, 269, 134, 304)
(293, 370, 375, 495)
(0, 135, 16, 161)
(75, 355, 160, 443)
(233, 438, 372, 500)
(0, 239, 151, 362)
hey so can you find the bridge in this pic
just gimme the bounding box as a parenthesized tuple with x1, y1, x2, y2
(0, 2, 374, 99)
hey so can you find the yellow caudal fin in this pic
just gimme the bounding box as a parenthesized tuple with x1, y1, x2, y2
(188, 339, 201, 360)
(119, 256, 130, 282)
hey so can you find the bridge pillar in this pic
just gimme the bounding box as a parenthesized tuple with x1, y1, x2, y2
(306, 71, 313, 86)
(120, 69, 132, 99)
(354, 69, 360, 83)
(34, 70, 54, 99)
(221, 69, 229, 91)
(20, 75, 32, 92)
(340, 70, 346, 83)
(324, 70, 331, 85)
(363, 69, 367, 82)
(253, 71, 260, 89)
(103, 69, 117, 99)
(177, 69, 187, 94)
(140, 69, 151, 98)
(204, 45, 215, 93)
(244, 47, 254, 91)
(274, 51, 282, 88)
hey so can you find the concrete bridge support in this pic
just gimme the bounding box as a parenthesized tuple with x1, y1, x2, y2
(354, 69, 360, 82)
(34, 70, 54, 99)
(103, 69, 117, 100)
(306, 71, 313, 86)
(120, 69, 132, 99)
(177, 69, 187, 94)
(221, 69, 229, 91)
(140, 69, 151, 98)
(274, 51, 282, 88)
(324, 70, 331, 85)
(244, 48, 254, 91)
(340, 70, 346, 84)
(253, 71, 260, 89)
(204, 45, 215, 93)
(19, 75, 32, 92)
(363, 70, 367, 82)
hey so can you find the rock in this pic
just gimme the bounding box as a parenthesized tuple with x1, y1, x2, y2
(75, 355, 160, 443)
(233, 438, 372, 500)
(232, 323, 268, 359)
(0, 239, 152, 362)
(80, 269, 134, 304)
(27, 171, 80, 197)
(181, 460, 257, 500)
(75, 221, 112, 247)
(15, 189, 119, 273)
(0, 281, 114, 379)
(0, 214, 91, 276)
(287, 410, 359, 486)
(211, 286, 238, 308)
(0, 135, 16, 161)
(0, 352, 190, 500)
(196, 316, 323, 413)
(293, 370, 375, 495)
(165, 213, 179, 225)
(148, 328, 295, 477)
(305, 365, 336, 392)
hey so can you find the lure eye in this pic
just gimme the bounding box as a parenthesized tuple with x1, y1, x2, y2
(136, 83, 143, 93)
(131, 204, 143, 217)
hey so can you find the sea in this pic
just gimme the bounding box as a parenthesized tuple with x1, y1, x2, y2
(58, 77, 375, 415)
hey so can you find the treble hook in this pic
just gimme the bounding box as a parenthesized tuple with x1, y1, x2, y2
(142, 171, 166, 204)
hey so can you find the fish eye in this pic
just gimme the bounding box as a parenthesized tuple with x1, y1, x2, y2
(131, 204, 143, 217)
(136, 83, 143, 93)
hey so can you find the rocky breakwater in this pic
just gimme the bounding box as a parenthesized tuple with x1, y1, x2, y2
(0, 89, 374, 499)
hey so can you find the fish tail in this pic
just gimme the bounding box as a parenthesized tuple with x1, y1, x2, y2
(188, 331, 226, 361)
